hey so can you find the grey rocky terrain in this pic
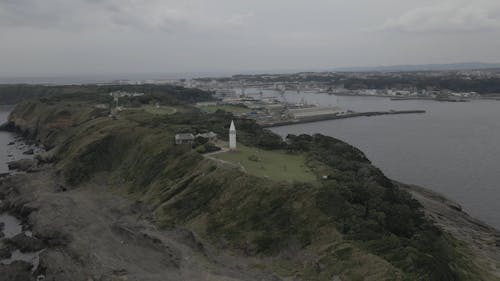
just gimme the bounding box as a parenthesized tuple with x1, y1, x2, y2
(0, 166, 283, 281)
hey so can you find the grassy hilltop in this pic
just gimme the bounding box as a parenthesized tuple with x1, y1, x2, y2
(4, 89, 498, 281)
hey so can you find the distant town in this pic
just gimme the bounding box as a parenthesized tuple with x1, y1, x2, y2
(97, 69, 500, 127)
(101, 68, 500, 99)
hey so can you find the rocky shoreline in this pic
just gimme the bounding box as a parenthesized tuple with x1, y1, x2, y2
(399, 183, 500, 277)
(0, 160, 47, 281)
(0, 133, 60, 281)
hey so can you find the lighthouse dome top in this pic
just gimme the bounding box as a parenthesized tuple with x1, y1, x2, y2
(230, 120, 236, 131)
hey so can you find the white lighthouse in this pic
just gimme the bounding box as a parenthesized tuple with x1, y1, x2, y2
(229, 120, 237, 150)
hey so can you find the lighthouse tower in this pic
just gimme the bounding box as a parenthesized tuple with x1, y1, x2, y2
(229, 120, 237, 150)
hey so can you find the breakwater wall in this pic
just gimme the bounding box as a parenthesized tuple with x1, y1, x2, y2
(259, 110, 426, 128)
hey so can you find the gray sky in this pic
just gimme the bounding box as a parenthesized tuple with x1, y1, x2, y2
(1, 0, 500, 77)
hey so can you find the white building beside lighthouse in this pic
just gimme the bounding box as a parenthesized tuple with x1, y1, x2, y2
(229, 120, 237, 150)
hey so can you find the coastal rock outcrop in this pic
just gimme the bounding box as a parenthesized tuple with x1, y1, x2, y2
(0, 241, 12, 259)
(35, 149, 57, 164)
(174, 228, 207, 256)
(6, 233, 45, 253)
(7, 159, 38, 172)
(37, 229, 70, 248)
(22, 149, 34, 155)
(0, 260, 34, 281)
(0, 247, 11, 259)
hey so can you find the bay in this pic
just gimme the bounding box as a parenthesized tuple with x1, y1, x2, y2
(267, 92, 500, 229)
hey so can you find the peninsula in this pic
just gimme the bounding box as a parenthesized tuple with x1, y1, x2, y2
(0, 88, 498, 281)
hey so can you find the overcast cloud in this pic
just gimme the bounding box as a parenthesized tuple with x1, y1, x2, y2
(379, 0, 500, 32)
(1, 0, 499, 77)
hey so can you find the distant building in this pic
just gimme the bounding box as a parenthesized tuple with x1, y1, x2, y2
(109, 91, 145, 98)
(94, 104, 108, 109)
(196, 132, 218, 142)
(195, 101, 218, 107)
(229, 120, 237, 150)
(175, 134, 195, 145)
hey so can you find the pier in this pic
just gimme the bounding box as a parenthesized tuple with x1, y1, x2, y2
(390, 97, 471, 102)
(259, 110, 426, 128)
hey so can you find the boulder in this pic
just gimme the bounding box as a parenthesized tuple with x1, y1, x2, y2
(22, 149, 34, 155)
(6, 233, 45, 253)
(38, 229, 70, 247)
(175, 228, 206, 256)
(0, 260, 34, 281)
(0, 245, 11, 259)
(55, 185, 67, 192)
(7, 142, 15, 146)
(35, 149, 57, 164)
(7, 159, 37, 172)
(0, 122, 17, 133)
(446, 201, 463, 212)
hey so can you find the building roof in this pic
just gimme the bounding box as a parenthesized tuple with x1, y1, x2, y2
(175, 133, 195, 140)
(196, 132, 218, 139)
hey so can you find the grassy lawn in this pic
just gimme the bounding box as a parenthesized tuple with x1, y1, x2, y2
(212, 145, 316, 183)
(141, 105, 177, 115)
(199, 104, 250, 114)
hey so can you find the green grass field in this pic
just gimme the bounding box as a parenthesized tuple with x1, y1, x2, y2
(199, 104, 250, 114)
(141, 105, 177, 115)
(212, 145, 316, 182)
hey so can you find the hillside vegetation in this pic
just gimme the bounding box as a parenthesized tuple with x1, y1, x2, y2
(0, 84, 214, 105)
(5, 92, 498, 281)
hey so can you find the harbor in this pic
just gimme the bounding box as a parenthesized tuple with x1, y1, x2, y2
(195, 87, 428, 128)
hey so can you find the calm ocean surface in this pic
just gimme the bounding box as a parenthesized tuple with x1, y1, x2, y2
(267, 92, 500, 230)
